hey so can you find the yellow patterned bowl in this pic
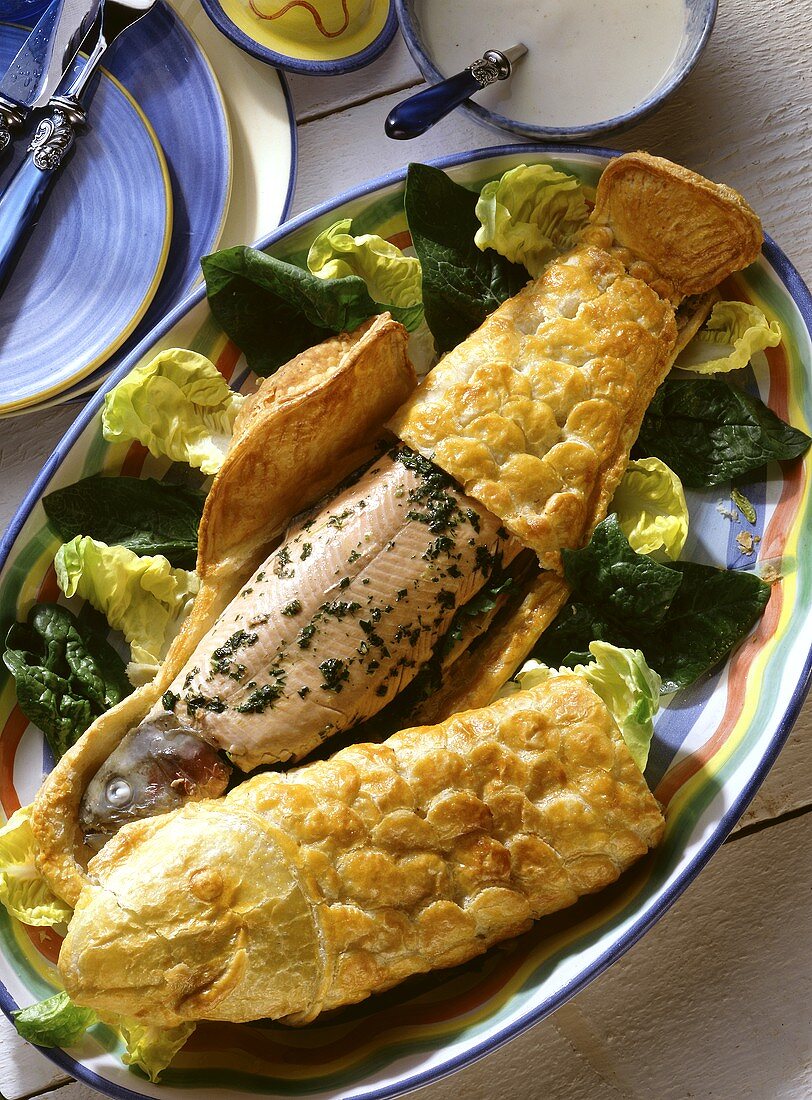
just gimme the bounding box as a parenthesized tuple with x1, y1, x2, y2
(200, 0, 397, 73)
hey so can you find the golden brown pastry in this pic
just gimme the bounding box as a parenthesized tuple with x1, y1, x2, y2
(32, 314, 417, 907)
(388, 152, 761, 570)
(58, 677, 665, 1026)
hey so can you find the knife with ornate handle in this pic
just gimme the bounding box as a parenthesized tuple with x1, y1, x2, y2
(0, 0, 100, 157)
(385, 43, 527, 140)
(0, 0, 157, 290)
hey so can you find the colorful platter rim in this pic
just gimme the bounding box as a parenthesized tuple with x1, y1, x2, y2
(394, 0, 718, 139)
(0, 26, 174, 414)
(199, 0, 398, 75)
(0, 143, 811, 1100)
(0, 0, 243, 415)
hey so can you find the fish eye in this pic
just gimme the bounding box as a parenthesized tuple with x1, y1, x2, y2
(105, 778, 133, 808)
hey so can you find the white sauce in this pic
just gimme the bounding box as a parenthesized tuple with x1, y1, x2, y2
(415, 0, 687, 128)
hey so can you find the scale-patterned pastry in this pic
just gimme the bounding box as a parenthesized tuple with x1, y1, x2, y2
(389, 153, 761, 571)
(58, 676, 665, 1026)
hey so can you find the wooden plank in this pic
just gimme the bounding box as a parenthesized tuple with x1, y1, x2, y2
(6, 810, 809, 1100)
(287, 33, 422, 122)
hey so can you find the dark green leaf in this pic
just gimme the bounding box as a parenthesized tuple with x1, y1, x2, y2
(13, 991, 97, 1047)
(3, 604, 132, 759)
(637, 561, 771, 692)
(560, 515, 682, 628)
(202, 245, 381, 376)
(42, 476, 205, 569)
(636, 378, 812, 488)
(532, 600, 626, 668)
(404, 163, 530, 354)
(535, 517, 772, 692)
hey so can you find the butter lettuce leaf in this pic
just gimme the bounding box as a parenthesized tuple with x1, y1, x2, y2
(0, 806, 73, 926)
(474, 163, 589, 278)
(203, 244, 381, 376)
(3, 604, 132, 760)
(307, 219, 423, 332)
(535, 516, 772, 693)
(676, 301, 782, 374)
(102, 349, 245, 476)
(115, 1017, 196, 1082)
(55, 537, 199, 686)
(405, 163, 530, 355)
(502, 642, 661, 771)
(13, 991, 96, 1047)
(636, 378, 812, 488)
(611, 457, 689, 561)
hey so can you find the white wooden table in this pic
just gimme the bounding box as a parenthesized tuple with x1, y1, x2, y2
(0, 0, 810, 1096)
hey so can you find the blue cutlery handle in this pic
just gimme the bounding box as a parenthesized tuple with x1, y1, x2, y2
(0, 101, 81, 288)
(385, 69, 483, 139)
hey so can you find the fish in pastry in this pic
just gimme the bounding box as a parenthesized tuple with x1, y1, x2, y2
(59, 676, 665, 1026)
(32, 153, 762, 903)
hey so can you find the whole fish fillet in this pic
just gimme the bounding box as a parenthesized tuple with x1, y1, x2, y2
(59, 677, 665, 1028)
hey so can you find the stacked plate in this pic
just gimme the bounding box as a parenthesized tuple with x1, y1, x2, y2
(0, 0, 297, 417)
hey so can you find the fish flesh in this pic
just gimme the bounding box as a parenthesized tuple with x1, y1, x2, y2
(80, 447, 517, 842)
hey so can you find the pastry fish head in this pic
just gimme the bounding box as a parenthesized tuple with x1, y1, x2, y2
(60, 804, 322, 1026)
(79, 715, 232, 848)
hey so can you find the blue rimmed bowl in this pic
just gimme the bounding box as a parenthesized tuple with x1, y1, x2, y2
(395, 0, 717, 140)
(199, 0, 397, 75)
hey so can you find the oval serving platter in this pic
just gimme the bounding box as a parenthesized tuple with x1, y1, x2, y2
(0, 144, 811, 1100)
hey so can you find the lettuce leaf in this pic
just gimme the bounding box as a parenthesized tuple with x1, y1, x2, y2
(404, 163, 530, 355)
(3, 604, 132, 761)
(13, 991, 96, 1047)
(676, 301, 782, 374)
(0, 806, 72, 926)
(534, 516, 772, 693)
(43, 476, 206, 570)
(611, 457, 689, 561)
(203, 244, 381, 376)
(474, 163, 589, 278)
(636, 378, 811, 488)
(307, 219, 424, 332)
(102, 349, 244, 475)
(55, 537, 199, 686)
(501, 642, 661, 771)
(115, 1017, 196, 1082)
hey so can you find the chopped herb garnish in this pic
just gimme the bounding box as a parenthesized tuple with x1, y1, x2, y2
(162, 690, 179, 712)
(273, 547, 294, 579)
(212, 630, 259, 661)
(300, 543, 313, 560)
(236, 683, 284, 714)
(282, 600, 302, 616)
(297, 624, 316, 649)
(319, 658, 349, 691)
(185, 693, 227, 716)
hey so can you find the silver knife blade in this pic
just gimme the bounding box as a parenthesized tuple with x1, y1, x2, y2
(0, 0, 101, 112)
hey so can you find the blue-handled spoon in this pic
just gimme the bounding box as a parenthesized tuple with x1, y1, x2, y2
(385, 43, 527, 140)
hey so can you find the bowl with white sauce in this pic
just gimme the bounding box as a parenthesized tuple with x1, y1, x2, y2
(395, 0, 717, 139)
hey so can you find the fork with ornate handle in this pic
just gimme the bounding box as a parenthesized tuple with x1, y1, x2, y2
(0, 0, 157, 289)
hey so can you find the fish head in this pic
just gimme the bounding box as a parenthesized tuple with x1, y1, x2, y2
(80, 714, 231, 848)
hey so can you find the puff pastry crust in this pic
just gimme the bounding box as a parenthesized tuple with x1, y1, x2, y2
(59, 678, 664, 1027)
(32, 316, 416, 907)
(389, 152, 762, 567)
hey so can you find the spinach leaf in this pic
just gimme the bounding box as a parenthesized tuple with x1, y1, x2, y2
(202, 245, 381, 376)
(639, 561, 771, 692)
(43, 476, 205, 569)
(13, 992, 97, 1047)
(534, 517, 772, 692)
(636, 378, 811, 488)
(405, 163, 530, 354)
(561, 514, 682, 628)
(3, 604, 131, 760)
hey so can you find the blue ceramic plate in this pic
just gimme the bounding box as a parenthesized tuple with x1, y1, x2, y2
(0, 27, 173, 414)
(395, 0, 717, 140)
(16, 1, 238, 410)
(200, 0, 397, 75)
